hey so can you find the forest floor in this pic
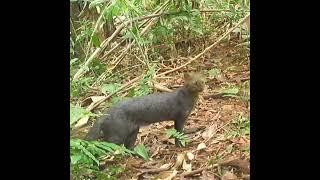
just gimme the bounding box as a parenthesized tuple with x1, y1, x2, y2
(74, 37, 250, 180)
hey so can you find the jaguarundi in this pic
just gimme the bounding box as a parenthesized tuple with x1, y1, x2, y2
(85, 72, 205, 149)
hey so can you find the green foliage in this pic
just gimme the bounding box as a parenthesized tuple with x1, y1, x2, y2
(71, 162, 125, 180)
(132, 65, 156, 97)
(225, 113, 250, 138)
(101, 83, 122, 94)
(149, 8, 204, 45)
(166, 129, 189, 147)
(70, 139, 152, 169)
(70, 139, 134, 168)
(71, 77, 94, 98)
(220, 84, 240, 98)
(70, 104, 96, 127)
(221, 87, 239, 96)
(208, 68, 222, 78)
(133, 144, 149, 160)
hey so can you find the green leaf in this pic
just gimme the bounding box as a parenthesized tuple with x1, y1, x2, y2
(70, 58, 78, 66)
(134, 144, 149, 160)
(208, 68, 221, 78)
(79, 144, 100, 166)
(71, 155, 82, 164)
(101, 83, 121, 94)
(70, 105, 91, 126)
(166, 129, 177, 138)
(221, 87, 239, 94)
(91, 34, 101, 47)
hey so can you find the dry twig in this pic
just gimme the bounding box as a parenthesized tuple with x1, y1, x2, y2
(155, 13, 250, 78)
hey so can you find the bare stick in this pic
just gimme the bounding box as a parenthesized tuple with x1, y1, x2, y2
(155, 13, 250, 78)
(86, 75, 141, 111)
(72, 21, 129, 81)
(85, 2, 111, 60)
(153, 83, 172, 92)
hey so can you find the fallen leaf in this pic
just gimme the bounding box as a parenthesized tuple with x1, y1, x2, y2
(211, 139, 220, 144)
(74, 116, 89, 128)
(186, 152, 194, 160)
(182, 160, 192, 172)
(167, 138, 175, 145)
(197, 142, 207, 151)
(160, 163, 172, 169)
(157, 170, 178, 180)
(91, 96, 105, 102)
(221, 171, 237, 180)
(174, 153, 185, 169)
(201, 125, 217, 140)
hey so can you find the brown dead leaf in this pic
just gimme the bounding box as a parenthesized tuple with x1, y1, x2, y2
(167, 138, 175, 145)
(156, 170, 178, 180)
(74, 116, 89, 128)
(160, 163, 172, 169)
(91, 96, 105, 102)
(174, 153, 186, 169)
(201, 124, 217, 140)
(186, 152, 194, 161)
(182, 160, 192, 172)
(221, 171, 237, 180)
(196, 142, 207, 151)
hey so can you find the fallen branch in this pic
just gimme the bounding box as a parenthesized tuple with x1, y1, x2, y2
(86, 75, 142, 111)
(155, 13, 250, 78)
(153, 82, 173, 92)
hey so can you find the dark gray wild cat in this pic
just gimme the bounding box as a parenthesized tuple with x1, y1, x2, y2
(85, 72, 205, 149)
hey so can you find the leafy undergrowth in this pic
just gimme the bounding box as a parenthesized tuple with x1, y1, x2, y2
(70, 0, 250, 179)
